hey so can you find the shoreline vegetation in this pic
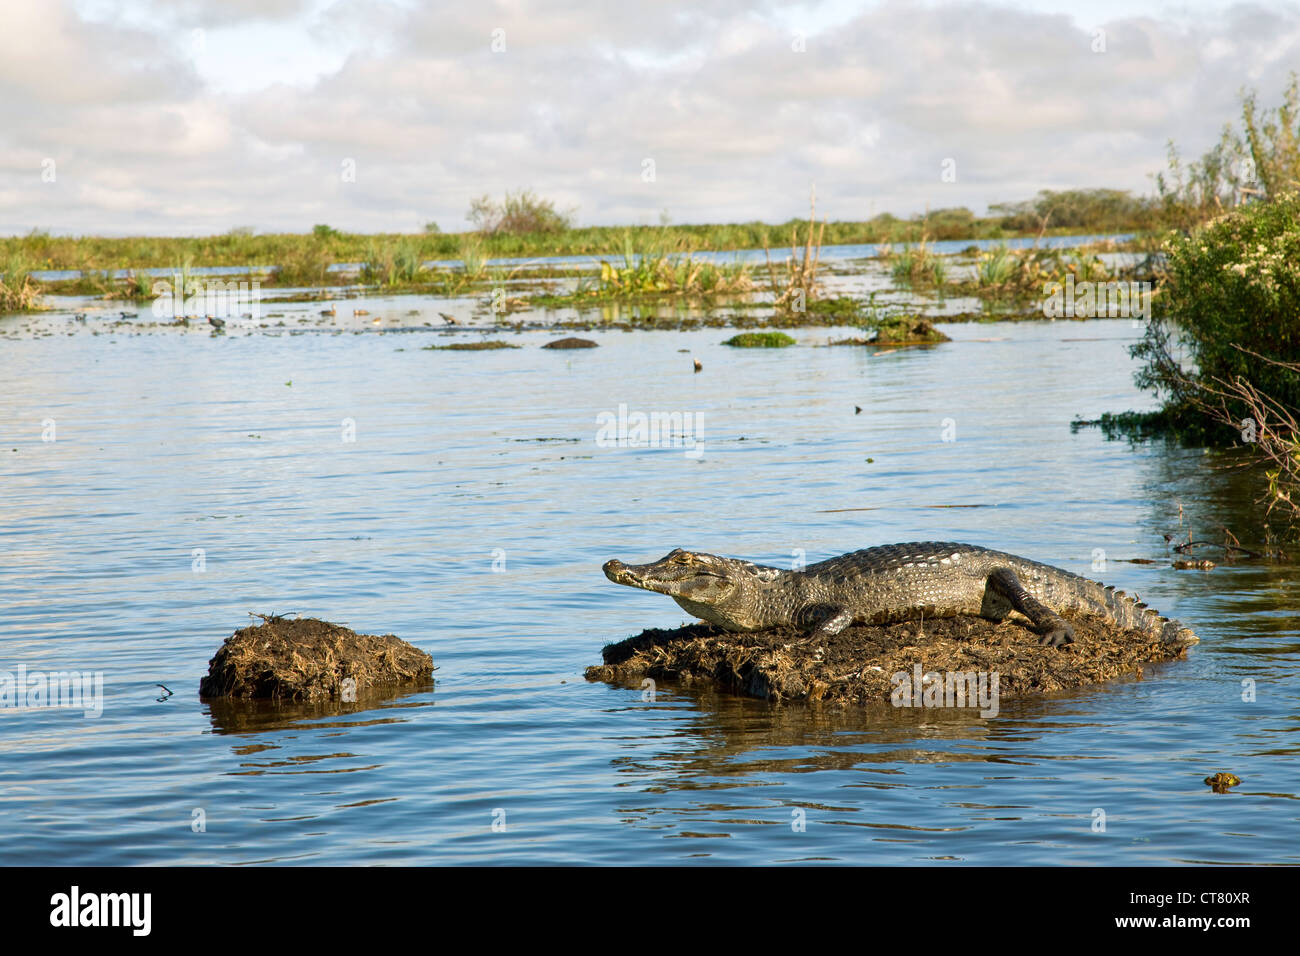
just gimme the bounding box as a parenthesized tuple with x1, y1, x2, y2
(3, 188, 1153, 281)
(1083, 74, 1300, 528)
(1, 191, 1153, 309)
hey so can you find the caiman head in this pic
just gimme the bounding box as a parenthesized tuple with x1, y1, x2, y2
(602, 549, 782, 631)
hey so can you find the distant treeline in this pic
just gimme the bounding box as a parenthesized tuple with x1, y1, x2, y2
(0, 188, 1160, 278)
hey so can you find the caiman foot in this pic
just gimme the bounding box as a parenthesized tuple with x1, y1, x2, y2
(1037, 623, 1075, 648)
(988, 567, 1074, 648)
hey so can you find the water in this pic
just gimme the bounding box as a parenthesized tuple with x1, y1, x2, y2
(1, 310, 1296, 865)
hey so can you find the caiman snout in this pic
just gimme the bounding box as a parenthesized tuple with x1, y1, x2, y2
(603, 557, 664, 591)
(602, 559, 631, 584)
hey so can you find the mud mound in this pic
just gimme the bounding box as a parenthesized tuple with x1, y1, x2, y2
(543, 336, 598, 348)
(585, 611, 1195, 705)
(200, 616, 434, 701)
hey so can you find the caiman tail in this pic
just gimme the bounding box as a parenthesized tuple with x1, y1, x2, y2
(1049, 576, 1197, 646)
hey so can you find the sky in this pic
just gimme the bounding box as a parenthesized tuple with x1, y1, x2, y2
(1, 0, 1297, 236)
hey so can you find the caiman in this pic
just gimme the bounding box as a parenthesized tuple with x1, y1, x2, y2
(602, 542, 1197, 647)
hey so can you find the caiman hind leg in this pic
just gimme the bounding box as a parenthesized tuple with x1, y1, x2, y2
(984, 567, 1074, 647)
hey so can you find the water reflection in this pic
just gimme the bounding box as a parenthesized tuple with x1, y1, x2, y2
(204, 682, 435, 734)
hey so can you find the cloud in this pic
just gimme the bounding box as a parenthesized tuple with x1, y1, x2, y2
(1, 0, 1297, 235)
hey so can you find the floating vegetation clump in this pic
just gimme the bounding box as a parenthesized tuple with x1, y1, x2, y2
(422, 340, 520, 350)
(722, 331, 796, 348)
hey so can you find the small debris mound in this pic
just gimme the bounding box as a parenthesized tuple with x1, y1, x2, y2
(1204, 772, 1241, 792)
(585, 611, 1195, 705)
(828, 319, 949, 346)
(543, 336, 599, 349)
(200, 615, 434, 701)
(872, 317, 951, 344)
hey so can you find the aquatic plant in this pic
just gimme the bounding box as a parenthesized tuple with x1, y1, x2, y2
(888, 235, 946, 289)
(963, 246, 1111, 301)
(548, 229, 753, 303)
(975, 245, 1017, 287)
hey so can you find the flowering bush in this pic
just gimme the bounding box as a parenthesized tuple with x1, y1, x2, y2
(1133, 190, 1300, 414)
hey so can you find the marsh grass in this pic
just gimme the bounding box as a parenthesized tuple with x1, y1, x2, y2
(458, 237, 489, 281)
(275, 244, 334, 287)
(0, 254, 43, 311)
(123, 270, 153, 300)
(362, 238, 425, 286)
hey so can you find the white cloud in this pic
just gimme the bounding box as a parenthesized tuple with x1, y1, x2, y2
(1, 0, 1297, 236)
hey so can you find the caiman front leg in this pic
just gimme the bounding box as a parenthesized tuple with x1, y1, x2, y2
(798, 606, 854, 644)
(986, 567, 1074, 647)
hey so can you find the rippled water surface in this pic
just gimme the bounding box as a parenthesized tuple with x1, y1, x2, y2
(1, 305, 1297, 865)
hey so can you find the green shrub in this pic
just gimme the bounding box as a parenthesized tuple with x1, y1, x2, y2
(467, 190, 574, 235)
(1132, 189, 1300, 419)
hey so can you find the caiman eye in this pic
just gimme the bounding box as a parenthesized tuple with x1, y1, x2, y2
(672, 552, 694, 565)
